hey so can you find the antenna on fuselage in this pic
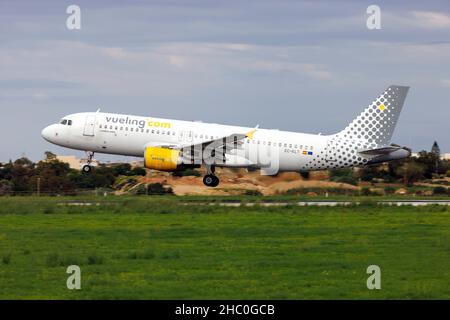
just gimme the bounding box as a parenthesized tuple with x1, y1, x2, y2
(96, 108, 101, 113)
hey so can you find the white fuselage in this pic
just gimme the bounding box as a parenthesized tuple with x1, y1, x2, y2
(42, 112, 339, 172)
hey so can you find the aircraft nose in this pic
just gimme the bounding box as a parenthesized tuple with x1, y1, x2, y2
(41, 125, 55, 142)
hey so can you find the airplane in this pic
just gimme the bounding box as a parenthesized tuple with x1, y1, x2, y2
(41, 85, 411, 187)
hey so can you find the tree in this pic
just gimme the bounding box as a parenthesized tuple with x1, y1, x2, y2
(10, 157, 35, 193)
(415, 151, 444, 178)
(396, 161, 425, 186)
(0, 180, 13, 195)
(431, 141, 441, 158)
(33, 160, 75, 195)
(431, 142, 441, 175)
(113, 163, 132, 176)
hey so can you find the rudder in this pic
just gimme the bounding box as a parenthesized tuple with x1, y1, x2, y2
(336, 85, 409, 147)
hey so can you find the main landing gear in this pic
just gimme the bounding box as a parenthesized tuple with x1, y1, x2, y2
(82, 151, 95, 173)
(203, 165, 219, 187)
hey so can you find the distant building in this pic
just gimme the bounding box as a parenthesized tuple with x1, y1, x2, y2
(411, 152, 449, 160)
(55, 155, 83, 170)
(129, 160, 144, 168)
(50, 155, 99, 170)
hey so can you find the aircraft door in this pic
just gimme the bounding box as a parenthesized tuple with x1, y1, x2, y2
(186, 131, 193, 143)
(83, 114, 96, 136)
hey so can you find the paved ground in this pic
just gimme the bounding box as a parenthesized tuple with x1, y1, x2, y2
(181, 200, 450, 207)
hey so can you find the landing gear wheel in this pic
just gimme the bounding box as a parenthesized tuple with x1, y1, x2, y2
(82, 151, 95, 173)
(203, 174, 219, 187)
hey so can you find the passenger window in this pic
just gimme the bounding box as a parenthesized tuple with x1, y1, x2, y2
(131, 128, 134, 132)
(146, 129, 149, 133)
(99, 124, 102, 129)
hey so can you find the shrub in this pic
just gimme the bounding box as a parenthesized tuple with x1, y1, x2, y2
(433, 186, 448, 195)
(300, 171, 310, 179)
(284, 187, 358, 196)
(361, 187, 372, 196)
(329, 168, 358, 185)
(384, 186, 396, 195)
(244, 189, 263, 196)
(129, 167, 147, 176)
(332, 175, 358, 186)
(135, 183, 173, 195)
(172, 169, 201, 177)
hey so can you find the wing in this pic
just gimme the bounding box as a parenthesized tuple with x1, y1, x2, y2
(180, 126, 258, 151)
(179, 127, 259, 167)
(144, 127, 258, 167)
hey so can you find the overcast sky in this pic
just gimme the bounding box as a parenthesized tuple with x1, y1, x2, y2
(1, 0, 449, 162)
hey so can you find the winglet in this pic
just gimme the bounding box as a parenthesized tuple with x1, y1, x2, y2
(246, 125, 259, 139)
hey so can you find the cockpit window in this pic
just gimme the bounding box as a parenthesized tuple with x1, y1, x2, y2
(60, 119, 73, 125)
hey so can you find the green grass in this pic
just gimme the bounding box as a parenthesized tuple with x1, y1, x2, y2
(0, 197, 449, 299)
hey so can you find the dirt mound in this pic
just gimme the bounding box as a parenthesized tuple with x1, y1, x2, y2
(133, 168, 356, 196)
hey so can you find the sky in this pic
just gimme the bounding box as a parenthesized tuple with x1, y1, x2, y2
(0, 0, 449, 162)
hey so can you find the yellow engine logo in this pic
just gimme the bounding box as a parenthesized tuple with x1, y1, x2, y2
(144, 147, 180, 171)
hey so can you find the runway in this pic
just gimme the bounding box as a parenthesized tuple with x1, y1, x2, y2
(183, 200, 450, 207)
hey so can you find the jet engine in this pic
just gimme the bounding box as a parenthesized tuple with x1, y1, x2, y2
(144, 146, 200, 171)
(144, 147, 181, 171)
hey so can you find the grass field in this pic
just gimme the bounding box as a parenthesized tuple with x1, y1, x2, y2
(0, 196, 449, 299)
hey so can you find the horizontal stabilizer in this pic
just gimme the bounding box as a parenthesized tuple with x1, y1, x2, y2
(358, 145, 403, 155)
(359, 145, 411, 165)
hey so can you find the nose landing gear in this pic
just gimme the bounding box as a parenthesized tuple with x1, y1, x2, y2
(82, 151, 95, 173)
(203, 165, 220, 187)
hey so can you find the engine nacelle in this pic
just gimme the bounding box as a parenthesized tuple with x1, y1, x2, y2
(144, 147, 181, 171)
